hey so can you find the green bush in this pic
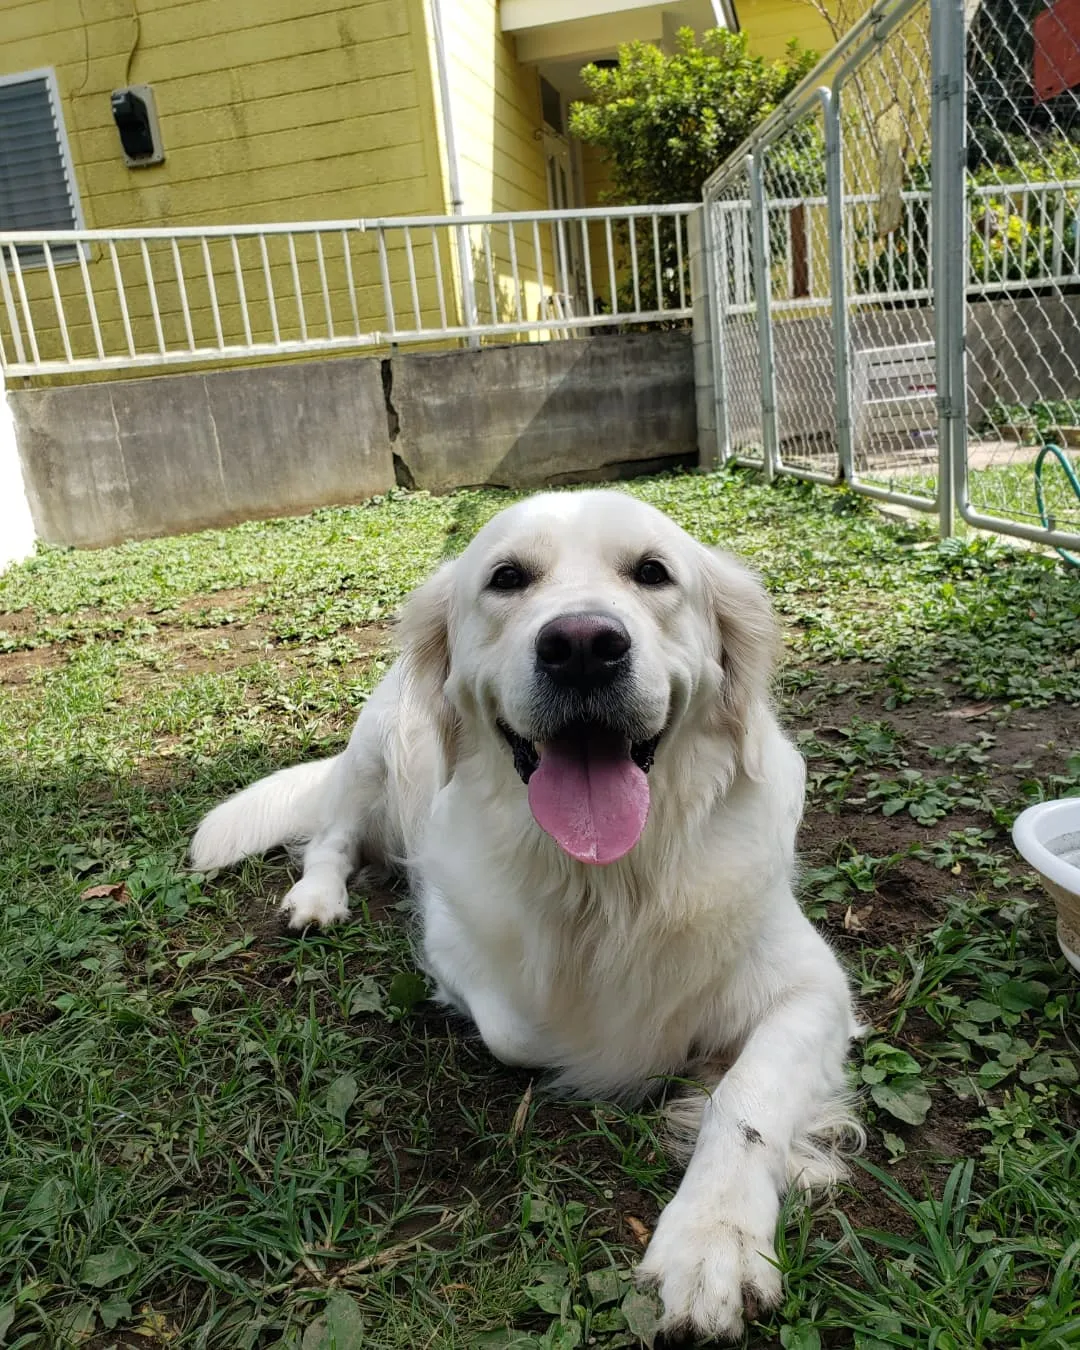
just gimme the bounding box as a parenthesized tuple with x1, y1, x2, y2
(569, 28, 816, 206)
(568, 28, 816, 314)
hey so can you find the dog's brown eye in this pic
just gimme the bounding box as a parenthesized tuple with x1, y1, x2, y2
(635, 558, 671, 587)
(489, 563, 529, 592)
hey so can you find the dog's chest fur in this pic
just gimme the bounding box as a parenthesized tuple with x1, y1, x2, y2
(415, 741, 800, 1097)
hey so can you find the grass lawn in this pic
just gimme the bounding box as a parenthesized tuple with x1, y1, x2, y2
(1, 471, 1078, 1350)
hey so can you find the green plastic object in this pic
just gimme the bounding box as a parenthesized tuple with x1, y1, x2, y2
(1033, 442, 1080, 568)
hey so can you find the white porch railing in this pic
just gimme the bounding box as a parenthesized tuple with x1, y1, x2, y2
(715, 179, 1080, 314)
(0, 204, 696, 378)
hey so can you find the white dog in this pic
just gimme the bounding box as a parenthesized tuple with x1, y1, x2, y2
(191, 489, 859, 1341)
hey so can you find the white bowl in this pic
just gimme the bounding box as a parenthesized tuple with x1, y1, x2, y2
(1012, 798, 1080, 975)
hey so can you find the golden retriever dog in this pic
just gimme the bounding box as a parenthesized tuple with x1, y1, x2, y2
(191, 489, 859, 1341)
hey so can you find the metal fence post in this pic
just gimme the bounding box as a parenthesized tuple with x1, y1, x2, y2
(689, 206, 720, 468)
(822, 86, 854, 481)
(702, 198, 733, 463)
(454, 221, 480, 349)
(748, 151, 779, 481)
(930, 0, 966, 539)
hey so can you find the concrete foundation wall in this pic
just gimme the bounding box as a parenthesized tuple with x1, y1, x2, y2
(389, 333, 695, 494)
(14, 284, 1072, 555)
(11, 330, 696, 549)
(0, 375, 36, 573)
(13, 359, 395, 549)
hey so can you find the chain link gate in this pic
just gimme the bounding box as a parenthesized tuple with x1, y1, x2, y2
(955, 0, 1080, 552)
(702, 0, 1080, 557)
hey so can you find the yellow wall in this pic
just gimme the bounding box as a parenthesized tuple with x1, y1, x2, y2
(1, 0, 446, 226)
(441, 0, 547, 214)
(0, 0, 453, 374)
(436, 0, 560, 329)
(738, 0, 837, 60)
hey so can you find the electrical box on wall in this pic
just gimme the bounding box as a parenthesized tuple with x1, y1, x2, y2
(110, 85, 165, 167)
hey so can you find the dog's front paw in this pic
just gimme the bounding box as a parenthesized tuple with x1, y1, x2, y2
(636, 1174, 781, 1342)
(280, 876, 350, 929)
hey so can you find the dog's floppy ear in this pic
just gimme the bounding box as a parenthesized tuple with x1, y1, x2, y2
(700, 547, 779, 780)
(397, 560, 459, 783)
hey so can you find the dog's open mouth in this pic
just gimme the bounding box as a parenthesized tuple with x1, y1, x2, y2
(498, 721, 661, 866)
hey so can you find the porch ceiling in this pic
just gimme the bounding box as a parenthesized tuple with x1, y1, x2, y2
(501, 0, 731, 65)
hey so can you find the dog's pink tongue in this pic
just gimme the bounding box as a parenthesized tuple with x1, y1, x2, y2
(527, 729, 649, 864)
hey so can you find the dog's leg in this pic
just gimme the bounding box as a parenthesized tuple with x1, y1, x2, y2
(279, 821, 359, 929)
(637, 920, 855, 1343)
(279, 718, 397, 930)
(421, 887, 551, 1068)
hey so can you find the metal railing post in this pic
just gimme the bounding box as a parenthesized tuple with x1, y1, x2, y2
(697, 198, 731, 465)
(706, 200, 733, 463)
(454, 221, 480, 343)
(748, 152, 779, 480)
(822, 87, 854, 481)
(931, 0, 966, 539)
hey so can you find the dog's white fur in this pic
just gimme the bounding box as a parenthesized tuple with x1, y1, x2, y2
(191, 489, 859, 1341)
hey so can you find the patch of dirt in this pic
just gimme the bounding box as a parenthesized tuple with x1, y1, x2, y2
(0, 608, 37, 634)
(6, 618, 398, 699)
(0, 644, 67, 684)
(173, 585, 267, 614)
(152, 621, 279, 675)
(0, 585, 268, 648)
(141, 618, 395, 678)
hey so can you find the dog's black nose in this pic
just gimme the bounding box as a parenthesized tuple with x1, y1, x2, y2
(535, 612, 631, 691)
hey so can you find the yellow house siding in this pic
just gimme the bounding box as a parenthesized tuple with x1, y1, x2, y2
(439, 0, 547, 215)
(580, 141, 616, 309)
(429, 0, 561, 331)
(738, 0, 835, 59)
(0, 0, 451, 378)
(0, 0, 446, 222)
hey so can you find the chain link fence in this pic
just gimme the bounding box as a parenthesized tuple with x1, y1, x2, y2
(705, 161, 766, 468)
(701, 0, 1080, 556)
(959, 0, 1080, 547)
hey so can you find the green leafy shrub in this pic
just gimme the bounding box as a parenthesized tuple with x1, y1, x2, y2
(569, 29, 816, 206)
(569, 29, 816, 313)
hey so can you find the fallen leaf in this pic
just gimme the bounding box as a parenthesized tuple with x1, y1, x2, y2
(510, 1082, 533, 1138)
(621, 1289, 661, 1344)
(133, 1303, 179, 1342)
(301, 1292, 366, 1350)
(80, 882, 129, 903)
(624, 1215, 651, 1248)
(326, 1073, 358, 1126)
(843, 905, 873, 933)
(946, 702, 994, 720)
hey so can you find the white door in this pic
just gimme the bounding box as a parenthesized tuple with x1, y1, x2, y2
(542, 129, 586, 312)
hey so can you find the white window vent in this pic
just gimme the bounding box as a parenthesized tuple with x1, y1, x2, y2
(0, 68, 83, 266)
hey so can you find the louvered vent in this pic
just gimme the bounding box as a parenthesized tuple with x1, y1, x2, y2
(0, 72, 80, 265)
